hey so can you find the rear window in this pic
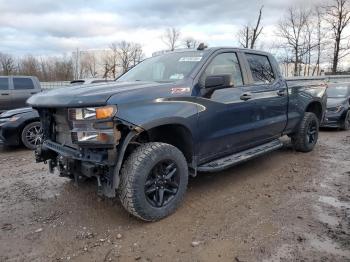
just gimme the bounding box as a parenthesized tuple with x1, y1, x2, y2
(0, 78, 9, 90)
(246, 53, 275, 84)
(13, 78, 35, 90)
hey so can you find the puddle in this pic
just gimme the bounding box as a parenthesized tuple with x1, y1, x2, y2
(262, 244, 293, 262)
(318, 196, 350, 209)
(320, 183, 328, 188)
(310, 237, 350, 258)
(317, 212, 339, 226)
(313, 205, 339, 226)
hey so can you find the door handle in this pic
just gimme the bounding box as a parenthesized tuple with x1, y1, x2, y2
(277, 89, 287, 96)
(240, 92, 252, 101)
(1, 93, 9, 96)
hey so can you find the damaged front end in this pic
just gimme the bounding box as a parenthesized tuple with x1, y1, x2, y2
(35, 106, 142, 198)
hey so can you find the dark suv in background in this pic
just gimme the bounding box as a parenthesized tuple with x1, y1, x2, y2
(0, 76, 41, 113)
(322, 83, 350, 130)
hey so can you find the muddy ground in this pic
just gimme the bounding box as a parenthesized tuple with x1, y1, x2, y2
(0, 130, 349, 262)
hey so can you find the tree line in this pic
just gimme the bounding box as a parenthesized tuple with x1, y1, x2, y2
(0, 0, 349, 81)
(239, 0, 350, 76)
(0, 41, 146, 81)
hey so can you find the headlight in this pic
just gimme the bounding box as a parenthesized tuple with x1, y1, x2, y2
(10, 116, 21, 122)
(327, 105, 344, 113)
(69, 105, 117, 121)
(73, 130, 115, 144)
(0, 116, 21, 123)
(335, 105, 344, 113)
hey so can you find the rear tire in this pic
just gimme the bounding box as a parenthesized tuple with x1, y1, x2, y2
(21, 121, 42, 150)
(291, 112, 319, 152)
(341, 110, 350, 130)
(119, 142, 188, 221)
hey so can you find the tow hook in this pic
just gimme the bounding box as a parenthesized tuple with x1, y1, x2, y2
(48, 159, 56, 174)
(96, 175, 103, 196)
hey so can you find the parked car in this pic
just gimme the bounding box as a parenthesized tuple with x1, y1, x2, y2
(28, 46, 327, 221)
(321, 83, 350, 130)
(0, 76, 41, 113)
(0, 107, 41, 150)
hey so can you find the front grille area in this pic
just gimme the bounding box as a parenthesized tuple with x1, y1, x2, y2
(53, 109, 78, 149)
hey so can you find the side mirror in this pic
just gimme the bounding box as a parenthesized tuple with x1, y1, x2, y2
(205, 74, 234, 89)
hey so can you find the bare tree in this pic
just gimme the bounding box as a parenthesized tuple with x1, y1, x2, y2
(277, 6, 311, 76)
(80, 52, 98, 78)
(238, 26, 251, 48)
(103, 41, 144, 77)
(302, 19, 315, 76)
(312, 7, 326, 76)
(131, 43, 144, 67)
(52, 56, 74, 81)
(162, 27, 181, 51)
(324, 0, 350, 74)
(0, 52, 16, 75)
(18, 55, 40, 76)
(237, 6, 264, 49)
(104, 44, 119, 78)
(183, 37, 198, 49)
(250, 6, 264, 49)
(116, 41, 144, 73)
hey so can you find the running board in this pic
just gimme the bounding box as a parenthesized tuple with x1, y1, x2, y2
(197, 139, 283, 172)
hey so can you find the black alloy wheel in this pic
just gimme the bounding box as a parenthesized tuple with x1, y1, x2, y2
(119, 142, 188, 221)
(144, 160, 180, 208)
(306, 119, 317, 145)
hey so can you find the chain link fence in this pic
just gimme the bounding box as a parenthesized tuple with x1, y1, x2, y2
(286, 75, 350, 83)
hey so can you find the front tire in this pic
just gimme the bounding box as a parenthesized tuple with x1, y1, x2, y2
(341, 110, 350, 130)
(21, 121, 42, 150)
(291, 112, 319, 152)
(119, 142, 188, 221)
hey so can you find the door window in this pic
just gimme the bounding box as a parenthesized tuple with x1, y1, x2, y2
(0, 78, 9, 90)
(246, 53, 275, 84)
(13, 78, 35, 90)
(201, 53, 243, 86)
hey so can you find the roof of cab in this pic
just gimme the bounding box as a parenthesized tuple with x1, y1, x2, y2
(154, 47, 272, 57)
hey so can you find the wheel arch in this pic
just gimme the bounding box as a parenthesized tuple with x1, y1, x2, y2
(143, 124, 194, 163)
(305, 101, 323, 122)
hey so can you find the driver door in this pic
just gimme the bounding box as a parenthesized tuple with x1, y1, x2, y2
(197, 52, 259, 163)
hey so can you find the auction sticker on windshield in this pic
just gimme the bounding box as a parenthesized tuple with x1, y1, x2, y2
(179, 57, 202, 62)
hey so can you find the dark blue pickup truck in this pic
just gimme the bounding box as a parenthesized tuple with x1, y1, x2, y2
(28, 47, 327, 221)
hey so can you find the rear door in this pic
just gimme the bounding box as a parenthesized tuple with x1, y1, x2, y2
(11, 77, 38, 108)
(0, 77, 11, 112)
(243, 53, 288, 142)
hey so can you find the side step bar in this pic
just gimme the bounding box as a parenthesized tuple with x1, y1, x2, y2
(197, 139, 283, 172)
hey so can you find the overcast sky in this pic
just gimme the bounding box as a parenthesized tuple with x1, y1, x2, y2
(0, 0, 325, 57)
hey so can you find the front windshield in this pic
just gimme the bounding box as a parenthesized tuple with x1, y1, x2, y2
(326, 86, 349, 98)
(117, 51, 207, 83)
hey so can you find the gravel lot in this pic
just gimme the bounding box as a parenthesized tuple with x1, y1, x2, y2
(0, 130, 349, 262)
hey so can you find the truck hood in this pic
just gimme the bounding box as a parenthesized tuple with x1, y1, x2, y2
(27, 81, 177, 108)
